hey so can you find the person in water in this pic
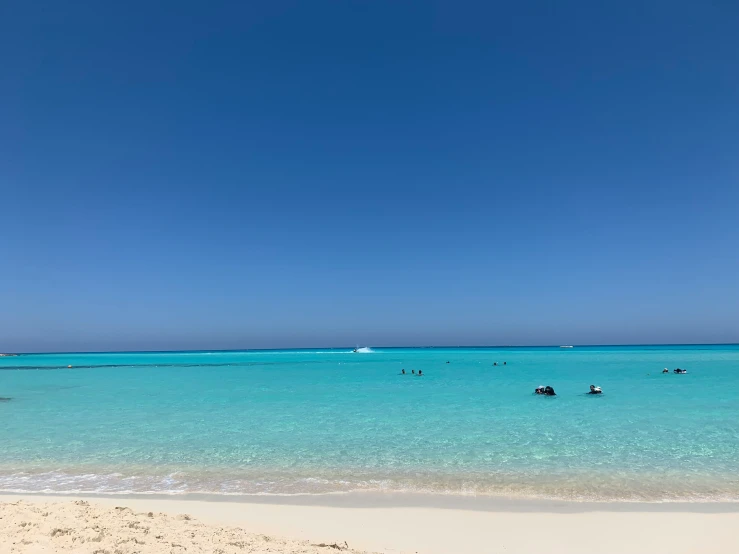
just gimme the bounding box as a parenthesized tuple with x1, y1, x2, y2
(535, 386, 545, 395)
(401, 369, 406, 375)
(503, 362, 507, 365)
(412, 370, 416, 374)
(662, 368, 669, 374)
(589, 385, 602, 394)
(493, 362, 498, 366)
(418, 370, 423, 376)
(536, 386, 556, 396)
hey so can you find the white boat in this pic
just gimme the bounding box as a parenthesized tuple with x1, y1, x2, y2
(559, 345, 574, 348)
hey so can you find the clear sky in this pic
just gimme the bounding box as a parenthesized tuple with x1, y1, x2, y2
(2, 1, 738, 352)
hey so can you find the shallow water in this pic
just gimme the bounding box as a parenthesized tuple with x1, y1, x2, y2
(1, 346, 738, 501)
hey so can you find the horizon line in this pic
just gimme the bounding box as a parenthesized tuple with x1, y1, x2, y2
(3, 342, 739, 356)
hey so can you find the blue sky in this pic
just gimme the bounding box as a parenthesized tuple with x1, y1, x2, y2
(2, 1, 738, 352)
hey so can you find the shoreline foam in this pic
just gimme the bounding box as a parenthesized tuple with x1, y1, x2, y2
(2, 467, 739, 503)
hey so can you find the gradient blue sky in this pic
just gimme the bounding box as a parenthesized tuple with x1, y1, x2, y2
(2, 1, 738, 352)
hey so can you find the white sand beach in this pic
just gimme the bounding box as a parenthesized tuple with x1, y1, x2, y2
(0, 498, 369, 554)
(2, 494, 738, 554)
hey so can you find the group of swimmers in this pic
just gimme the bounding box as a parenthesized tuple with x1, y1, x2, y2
(663, 367, 688, 374)
(535, 366, 690, 396)
(445, 361, 507, 365)
(401, 360, 509, 376)
(534, 384, 602, 396)
(401, 369, 423, 376)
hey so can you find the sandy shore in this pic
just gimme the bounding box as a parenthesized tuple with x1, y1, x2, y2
(2, 494, 739, 554)
(0, 498, 371, 554)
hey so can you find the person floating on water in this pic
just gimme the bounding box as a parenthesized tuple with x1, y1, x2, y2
(674, 368, 687, 374)
(401, 369, 406, 375)
(412, 370, 416, 374)
(588, 385, 603, 394)
(418, 370, 423, 376)
(662, 368, 669, 373)
(535, 385, 555, 396)
(493, 362, 498, 366)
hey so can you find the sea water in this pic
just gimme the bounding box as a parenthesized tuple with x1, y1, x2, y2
(1, 346, 738, 501)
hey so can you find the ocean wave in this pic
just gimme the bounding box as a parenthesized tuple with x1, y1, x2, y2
(2, 469, 738, 502)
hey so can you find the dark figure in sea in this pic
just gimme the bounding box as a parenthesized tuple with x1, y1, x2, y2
(662, 368, 669, 374)
(503, 362, 507, 365)
(588, 385, 602, 394)
(418, 370, 423, 376)
(446, 361, 450, 364)
(493, 362, 498, 366)
(401, 369, 406, 375)
(0, 397, 11, 402)
(674, 368, 687, 374)
(541, 386, 556, 396)
(412, 370, 416, 374)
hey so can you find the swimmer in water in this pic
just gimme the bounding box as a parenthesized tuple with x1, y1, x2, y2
(503, 362, 507, 365)
(412, 370, 416, 375)
(493, 362, 498, 366)
(401, 369, 406, 375)
(588, 385, 603, 394)
(418, 370, 423, 376)
(662, 368, 669, 373)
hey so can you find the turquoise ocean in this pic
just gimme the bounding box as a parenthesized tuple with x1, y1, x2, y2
(1, 346, 738, 501)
